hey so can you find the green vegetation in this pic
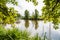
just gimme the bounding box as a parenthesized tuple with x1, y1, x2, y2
(31, 34, 41, 40)
(0, 25, 42, 40)
(26, 0, 38, 6)
(42, 0, 60, 29)
(34, 9, 39, 20)
(41, 0, 60, 40)
(24, 10, 30, 20)
(0, 0, 18, 25)
(21, 9, 43, 20)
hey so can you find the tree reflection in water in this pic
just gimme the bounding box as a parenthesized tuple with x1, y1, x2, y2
(25, 20, 29, 28)
(32, 20, 38, 30)
(35, 20, 38, 29)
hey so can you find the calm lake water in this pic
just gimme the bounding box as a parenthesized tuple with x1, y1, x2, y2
(5, 20, 60, 40)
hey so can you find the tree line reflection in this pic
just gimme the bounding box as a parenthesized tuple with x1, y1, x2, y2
(25, 20, 38, 29)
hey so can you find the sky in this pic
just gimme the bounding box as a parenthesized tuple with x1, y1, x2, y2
(6, 0, 44, 16)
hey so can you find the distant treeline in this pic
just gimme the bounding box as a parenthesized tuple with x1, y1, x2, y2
(17, 9, 44, 20)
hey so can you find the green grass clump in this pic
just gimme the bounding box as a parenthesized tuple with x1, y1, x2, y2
(0, 25, 41, 40)
(30, 34, 41, 40)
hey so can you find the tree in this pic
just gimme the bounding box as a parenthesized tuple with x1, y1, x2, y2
(31, 12, 35, 19)
(0, 0, 17, 5)
(0, 0, 18, 25)
(34, 9, 39, 20)
(24, 10, 29, 20)
(26, 0, 38, 6)
(42, 0, 60, 29)
(42, 0, 60, 40)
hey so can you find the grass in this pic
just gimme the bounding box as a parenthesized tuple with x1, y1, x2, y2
(0, 25, 42, 40)
(31, 34, 41, 40)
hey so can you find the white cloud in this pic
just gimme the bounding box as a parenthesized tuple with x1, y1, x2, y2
(6, 0, 44, 16)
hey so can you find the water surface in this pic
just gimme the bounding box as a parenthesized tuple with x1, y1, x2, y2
(6, 20, 60, 40)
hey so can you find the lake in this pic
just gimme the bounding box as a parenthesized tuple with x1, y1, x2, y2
(5, 20, 60, 40)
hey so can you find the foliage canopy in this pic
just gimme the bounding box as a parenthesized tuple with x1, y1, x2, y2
(42, 0, 60, 29)
(0, 0, 18, 24)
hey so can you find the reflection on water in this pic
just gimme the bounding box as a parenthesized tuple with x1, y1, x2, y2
(25, 20, 38, 29)
(5, 20, 60, 40)
(25, 20, 29, 28)
(34, 20, 38, 29)
(31, 20, 38, 29)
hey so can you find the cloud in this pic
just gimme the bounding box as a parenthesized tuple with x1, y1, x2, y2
(6, 0, 44, 16)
